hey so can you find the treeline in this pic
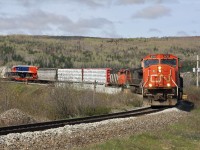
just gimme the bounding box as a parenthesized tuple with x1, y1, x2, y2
(0, 35, 199, 72)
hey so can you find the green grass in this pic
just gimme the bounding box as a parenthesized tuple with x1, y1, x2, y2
(83, 108, 200, 150)
(82, 106, 111, 116)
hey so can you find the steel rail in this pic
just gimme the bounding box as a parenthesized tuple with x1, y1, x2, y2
(0, 106, 166, 136)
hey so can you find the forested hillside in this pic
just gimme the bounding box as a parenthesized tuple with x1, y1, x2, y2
(0, 35, 200, 72)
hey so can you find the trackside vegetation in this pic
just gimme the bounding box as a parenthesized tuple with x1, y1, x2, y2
(0, 82, 142, 121)
(82, 109, 200, 150)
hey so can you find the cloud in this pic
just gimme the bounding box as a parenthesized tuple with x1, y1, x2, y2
(76, 18, 113, 29)
(115, 0, 145, 5)
(176, 31, 188, 36)
(68, 18, 117, 37)
(59, 17, 113, 34)
(16, 0, 37, 7)
(115, 0, 179, 5)
(17, 0, 111, 8)
(148, 28, 162, 33)
(6, 0, 40, 8)
(154, 0, 179, 4)
(0, 10, 114, 36)
(132, 5, 171, 19)
(0, 10, 70, 30)
(72, 0, 110, 8)
(191, 30, 198, 34)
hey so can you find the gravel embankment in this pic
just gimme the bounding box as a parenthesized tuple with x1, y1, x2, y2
(0, 108, 188, 150)
(0, 109, 36, 127)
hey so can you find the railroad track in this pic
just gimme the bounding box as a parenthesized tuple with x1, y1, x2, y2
(0, 106, 166, 136)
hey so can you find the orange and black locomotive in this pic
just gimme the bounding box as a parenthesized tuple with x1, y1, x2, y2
(141, 54, 183, 106)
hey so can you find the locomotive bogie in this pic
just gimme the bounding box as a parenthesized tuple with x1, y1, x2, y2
(143, 88, 178, 106)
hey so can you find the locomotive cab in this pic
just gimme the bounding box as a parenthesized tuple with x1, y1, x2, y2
(142, 54, 183, 106)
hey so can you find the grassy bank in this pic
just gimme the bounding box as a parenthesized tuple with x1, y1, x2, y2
(83, 108, 200, 150)
(0, 82, 142, 120)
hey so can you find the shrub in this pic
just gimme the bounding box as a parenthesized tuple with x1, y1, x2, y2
(184, 86, 200, 108)
(47, 84, 142, 119)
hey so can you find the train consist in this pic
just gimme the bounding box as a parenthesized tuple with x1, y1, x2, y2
(4, 54, 183, 106)
(8, 67, 113, 84)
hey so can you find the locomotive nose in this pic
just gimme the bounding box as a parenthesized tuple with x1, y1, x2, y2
(148, 66, 174, 88)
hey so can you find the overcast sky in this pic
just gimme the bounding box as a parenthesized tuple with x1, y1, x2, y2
(0, 0, 199, 38)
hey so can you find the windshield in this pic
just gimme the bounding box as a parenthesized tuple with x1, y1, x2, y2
(144, 59, 159, 68)
(161, 59, 177, 67)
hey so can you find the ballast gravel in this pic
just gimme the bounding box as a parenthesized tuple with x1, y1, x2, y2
(0, 109, 36, 127)
(0, 108, 188, 150)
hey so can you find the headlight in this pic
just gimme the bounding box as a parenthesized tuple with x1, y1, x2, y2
(149, 83, 153, 87)
(167, 83, 171, 87)
(158, 66, 162, 72)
